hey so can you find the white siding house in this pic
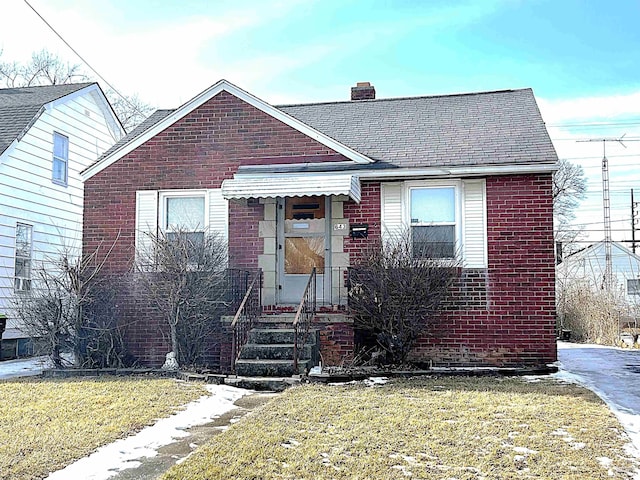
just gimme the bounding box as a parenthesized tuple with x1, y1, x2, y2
(557, 241, 640, 305)
(0, 83, 124, 353)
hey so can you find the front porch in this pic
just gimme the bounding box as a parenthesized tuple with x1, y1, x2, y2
(225, 267, 354, 376)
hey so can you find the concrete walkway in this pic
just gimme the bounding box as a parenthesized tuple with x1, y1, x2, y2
(557, 341, 640, 457)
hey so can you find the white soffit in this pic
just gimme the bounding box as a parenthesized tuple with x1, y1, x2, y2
(222, 174, 361, 203)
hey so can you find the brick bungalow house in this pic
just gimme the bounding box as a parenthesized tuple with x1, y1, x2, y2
(81, 80, 558, 372)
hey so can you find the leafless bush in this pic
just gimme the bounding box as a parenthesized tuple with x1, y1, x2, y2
(348, 230, 462, 364)
(557, 280, 623, 344)
(13, 247, 129, 368)
(134, 229, 230, 368)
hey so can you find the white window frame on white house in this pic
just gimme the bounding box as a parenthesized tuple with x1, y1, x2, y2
(159, 190, 210, 243)
(404, 180, 462, 259)
(14, 223, 33, 293)
(52, 132, 69, 186)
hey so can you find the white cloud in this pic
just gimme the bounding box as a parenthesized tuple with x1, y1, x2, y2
(538, 91, 640, 123)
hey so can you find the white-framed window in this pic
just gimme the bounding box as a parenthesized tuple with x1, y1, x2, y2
(14, 223, 33, 292)
(160, 191, 208, 246)
(627, 279, 640, 295)
(407, 182, 460, 259)
(52, 132, 69, 185)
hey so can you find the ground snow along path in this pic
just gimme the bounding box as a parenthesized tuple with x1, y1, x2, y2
(556, 341, 640, 462)
(45, 384, 250, 480)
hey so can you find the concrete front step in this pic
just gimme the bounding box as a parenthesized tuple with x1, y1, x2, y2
(235, 358, 313, 377)
(248, 328, 296, 344)
(240, 343, 313, 360)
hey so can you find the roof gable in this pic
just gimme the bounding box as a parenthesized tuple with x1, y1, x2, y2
(562, 241, 640, 265)
(81, 79, 373, 180)
(0, 82, 123, 158)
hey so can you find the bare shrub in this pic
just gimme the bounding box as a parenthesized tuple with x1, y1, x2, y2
(134, 230, 230, 368)
(13, 248, 129, 368)
(348, 230, 462, 364)
(557, 280, 623, 344)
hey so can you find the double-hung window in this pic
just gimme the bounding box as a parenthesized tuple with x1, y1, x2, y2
(627, 279, 640, 296)
(162, 192, 207, 247)
(409, 185, 458, 259)
(52, 132, 69, 185)
(14, 223, 33, 292)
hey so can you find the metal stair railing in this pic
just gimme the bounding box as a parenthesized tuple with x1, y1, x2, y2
(230, 269, 262, 373)
(292, 267, 317, 372)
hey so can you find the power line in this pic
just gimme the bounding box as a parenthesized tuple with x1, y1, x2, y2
(548, 120, 640, 128)
(23, 0, 141, 124)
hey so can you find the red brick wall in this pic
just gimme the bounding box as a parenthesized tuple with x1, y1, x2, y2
(343, 182, 381, 255)
(83, 91, 349, 365)
(84, 90, 349, 274)
(409, 174, 557, 367)
(228, 199, 263, 269)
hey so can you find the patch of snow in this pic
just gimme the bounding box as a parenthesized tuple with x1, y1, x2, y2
(45, 384, 250, 480)
(281, 438, 300, 449)
(391, 465, 413, 476)
(0, 356, 51, 379)
(364, 376, 388, 387)
(513, 446, 537, 455)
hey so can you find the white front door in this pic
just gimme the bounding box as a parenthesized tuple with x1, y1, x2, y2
(277, 196, 330, 304)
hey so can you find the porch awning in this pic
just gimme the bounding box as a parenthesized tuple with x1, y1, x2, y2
(221, 174, 361, 203)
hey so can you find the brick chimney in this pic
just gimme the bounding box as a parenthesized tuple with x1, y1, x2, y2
(351, 82, 376, 101)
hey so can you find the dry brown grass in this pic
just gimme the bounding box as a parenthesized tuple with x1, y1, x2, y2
(0, 377, 206, 480)
(163, 376, 639, 480)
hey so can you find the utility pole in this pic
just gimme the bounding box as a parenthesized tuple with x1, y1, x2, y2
(633, 188, 639, 254)
(577, 136, 627, 290)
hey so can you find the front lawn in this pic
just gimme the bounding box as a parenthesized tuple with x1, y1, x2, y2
(164, 377, 639, 479)
(0, 377, 206, 480)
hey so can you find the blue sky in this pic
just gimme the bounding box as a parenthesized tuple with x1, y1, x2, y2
(2, 0, 640, 245)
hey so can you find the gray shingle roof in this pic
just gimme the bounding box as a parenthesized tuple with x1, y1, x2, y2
(279, 88, 557, 168)
(97, 109, 175, 161)
(0, 82, 94, 157)
(92, 87, 557, 170)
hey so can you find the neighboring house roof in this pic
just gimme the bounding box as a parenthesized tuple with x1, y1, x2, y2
(561, 241, 640, 265)
(82, 80, 558, 180)
(279, 88, 556, 169)
(0, 83, 95, 157)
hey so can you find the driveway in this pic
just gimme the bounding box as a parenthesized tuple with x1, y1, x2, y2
(557, 341, 640, 457)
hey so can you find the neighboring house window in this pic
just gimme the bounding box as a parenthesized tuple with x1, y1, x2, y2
(14, 223, 33, 292)
(52, 132, 69, 185)
(162, 193, 207, 246)
(627, 279, 640, 295)
(409, 185, 457, 258)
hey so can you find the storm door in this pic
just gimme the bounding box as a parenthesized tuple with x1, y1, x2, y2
(277, 196, 330, 304)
